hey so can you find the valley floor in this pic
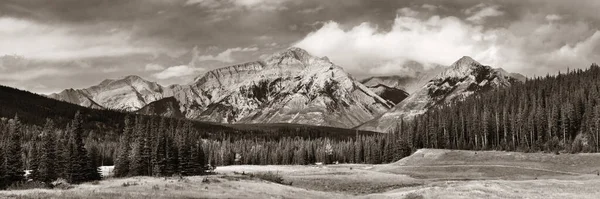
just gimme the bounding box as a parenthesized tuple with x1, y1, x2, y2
(3, 149, 600, 199)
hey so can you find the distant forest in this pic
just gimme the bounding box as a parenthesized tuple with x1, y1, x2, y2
(0, 113, 408, 189)
(402, 64, 600, 153)
(0, 85, 386, 189)
(2, 64, 600, 189)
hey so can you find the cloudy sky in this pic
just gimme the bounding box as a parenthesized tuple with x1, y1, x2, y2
(1, 0, 599, 94)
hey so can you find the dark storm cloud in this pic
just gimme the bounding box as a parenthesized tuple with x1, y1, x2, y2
(0, 0, 599, 93)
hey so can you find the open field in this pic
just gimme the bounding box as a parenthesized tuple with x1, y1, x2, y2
(3, 149, 600, 198)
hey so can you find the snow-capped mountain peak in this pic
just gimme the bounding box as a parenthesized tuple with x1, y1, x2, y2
(452, 56, 479, 68)
(49, 75, 172, 111)
(142, 47, 392, 128)
(356, 56, 520, 133)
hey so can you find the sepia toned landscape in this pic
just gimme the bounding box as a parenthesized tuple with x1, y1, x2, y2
(1, 0, 600, 198)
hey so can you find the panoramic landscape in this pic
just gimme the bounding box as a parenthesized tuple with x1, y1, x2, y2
(1, 0, 600, 198)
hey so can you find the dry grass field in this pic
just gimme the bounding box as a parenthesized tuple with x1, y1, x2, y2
(3, 149, 600, 199)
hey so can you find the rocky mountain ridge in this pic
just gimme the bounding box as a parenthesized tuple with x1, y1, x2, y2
(356, 56, 521, 132)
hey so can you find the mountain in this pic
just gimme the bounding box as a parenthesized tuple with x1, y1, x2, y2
(48, 75, 173, 111)
(361, 76, 414, 91)
(136, 97, 184, 118)
(361, 83, 409, 104)
(496, 68, 527, 82)
(143, 47, 393, 128)
(0, 84, 380, 145)
(361, 67, 445, 95)
(356, 56, 520, 133)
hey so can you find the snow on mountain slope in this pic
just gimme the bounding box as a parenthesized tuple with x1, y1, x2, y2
(48, 75, 173, 111)
(148, 47, 393, 128)
(356, 56, 519, 133)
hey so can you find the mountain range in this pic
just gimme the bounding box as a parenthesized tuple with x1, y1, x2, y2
(356, 56, 521, 132)
(48, 47, 524, 130)
(50, 48, 393, 128)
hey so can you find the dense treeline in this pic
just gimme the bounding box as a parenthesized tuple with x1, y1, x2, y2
(20, 64, 600, 186)
(402, 64, 600, 153)
(0, 113, 100, 189)
(1, 109, 411, 189)
(113, 116, 412, 177)
(0, 84, 379, 171)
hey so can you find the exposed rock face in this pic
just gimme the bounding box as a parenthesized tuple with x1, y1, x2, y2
(356, 56, 519, 133)
(361, 65, 445, 95)
(362, 83, 409, 105)
(144, 47, 393, 128)
(48, 75, 172, 111)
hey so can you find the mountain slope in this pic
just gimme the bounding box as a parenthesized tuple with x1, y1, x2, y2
(143, 47, 393, 128)
(1, 84, 379, 143)
(363, 84, 409, 104)
(356, 56, 518, 133)
(48, 75, 172, 111)
(136, 97, 184, 118)
(361, 67, 445, 95)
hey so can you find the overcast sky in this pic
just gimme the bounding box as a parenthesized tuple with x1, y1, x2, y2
(1, 0, 599, 94)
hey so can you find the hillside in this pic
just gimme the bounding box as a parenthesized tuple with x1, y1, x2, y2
(2, 84, 377, 140)
(390, 64, 600, 153)
(362, 83, 409, 104)
(356, 56, 519, 133)
(0, 84, 128, 130)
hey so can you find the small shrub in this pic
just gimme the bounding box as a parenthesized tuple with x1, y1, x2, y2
(121, 182, 139, 187)
(252, 172, 285, 185)
(404, 192, 425, 199)
(177, 177, 190, 183)
(51, 178, 73, 190)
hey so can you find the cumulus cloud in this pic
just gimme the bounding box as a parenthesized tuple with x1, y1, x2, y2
(465, 4, 504, 24)
(294, 11, 600, 77)
(547, 31, 600, 65)
(153, 65, 204, 79)
(295, 15, 494, 76)
(196, 47, 259, 63)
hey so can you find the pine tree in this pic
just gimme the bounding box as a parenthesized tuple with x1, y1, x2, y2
(129, 116, 148, 176)
(28, 136, 40, 181)
(56, 130, 70, 179)
(6, 115, 24, 185)
(85, 146, 102, 181)
(38, 119, 58, 184)
(177, 126, 191, 176)
(165, 136, 178, 176)
(0, 143, 7, 189)
(114, 115, 132, 177)
(67, 111, 99, 183)
(189, 140, 204, 175)
(152, 127, 167, 176)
